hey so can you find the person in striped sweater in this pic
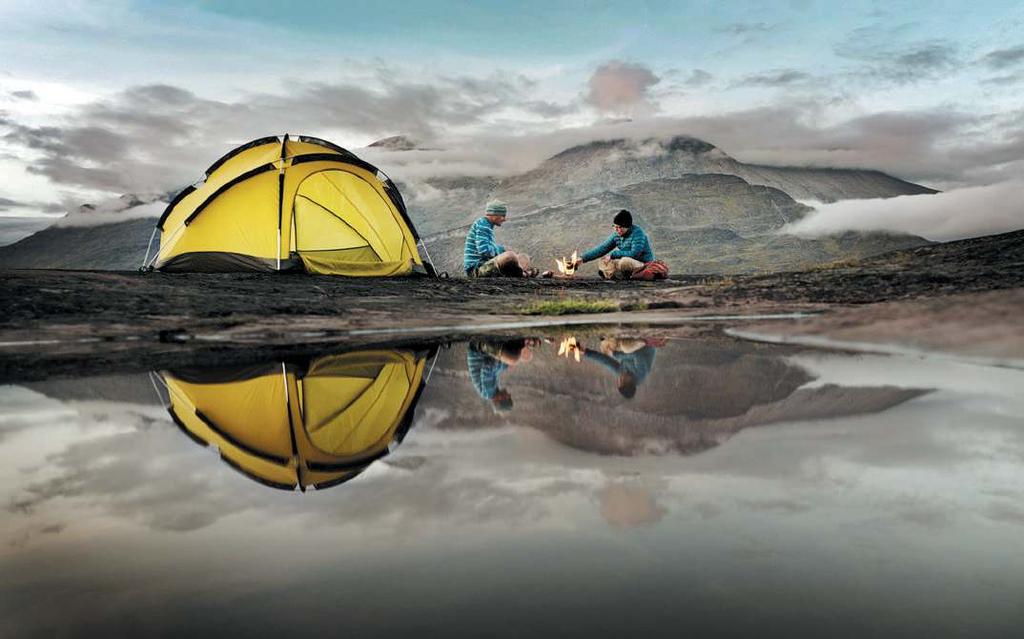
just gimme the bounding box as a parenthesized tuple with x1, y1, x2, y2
(466, 338, 535, 412)
(463, 200, 535, 277)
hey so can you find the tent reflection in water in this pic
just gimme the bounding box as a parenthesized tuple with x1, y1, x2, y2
(149, 134, 434, 276)
(155, 349, 433, 491)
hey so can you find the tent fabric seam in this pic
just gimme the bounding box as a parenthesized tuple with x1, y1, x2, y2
(204, 135, 280, 178)
(184, 163, 277, 226)
(293, 193, 381, 259)
(316, 170, 398, 260)
(194, 408, 292, 466)
(291, 153, 420, 239)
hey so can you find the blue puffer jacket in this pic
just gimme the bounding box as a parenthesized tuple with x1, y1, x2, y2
(581, 225, 654, 263)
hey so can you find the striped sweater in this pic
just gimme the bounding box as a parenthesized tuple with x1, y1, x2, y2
(463, 217, 505, 273)
(467, 343, 508, 400)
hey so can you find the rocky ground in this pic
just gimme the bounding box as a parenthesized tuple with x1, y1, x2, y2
(1, 229, 1021, 381)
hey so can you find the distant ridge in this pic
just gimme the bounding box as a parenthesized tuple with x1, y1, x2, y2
(0, 217, 153, 270)
(494, 135, 936, 211)
(423, 172, 928, 275)
(366, 135, 419, 151)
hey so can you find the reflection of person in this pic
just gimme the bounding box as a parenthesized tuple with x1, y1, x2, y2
(466, 339, 534, 411)
(463, 200, 536, 278)
(582, 337, 658, 399)
(574, 210, 655, 280)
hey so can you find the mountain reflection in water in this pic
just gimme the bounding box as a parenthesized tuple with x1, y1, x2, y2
(145, 337, 930, 492)
(448, 335, 927, 457)
(4, 335, 1024, 637)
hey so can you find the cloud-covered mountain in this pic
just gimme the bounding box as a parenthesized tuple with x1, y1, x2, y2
(493, 135, 936, 211)
(399, 175, 501, 236)
(423, 172, 927, 275)
(428, 341, 927, 457)
(0, 217, 155, 270)
(366, 135, 420, 151)
(0, 134, 933, 273)
(408, 134, 939, 274)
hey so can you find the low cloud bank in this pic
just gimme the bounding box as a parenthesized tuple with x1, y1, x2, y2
(55, 200, 165, 227)
(784, 180, 1024, 242)
(44, 194, 166, 228)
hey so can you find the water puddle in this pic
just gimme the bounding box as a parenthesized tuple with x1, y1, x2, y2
(2, 331, 1023, 636)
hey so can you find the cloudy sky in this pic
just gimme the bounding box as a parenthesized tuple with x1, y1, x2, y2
(0, 0, 1022, 231)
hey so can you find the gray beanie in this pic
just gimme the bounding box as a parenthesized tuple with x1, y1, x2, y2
(485, 200, 508, 217)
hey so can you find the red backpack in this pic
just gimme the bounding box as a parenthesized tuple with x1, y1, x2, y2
(630, 260, 669, 281)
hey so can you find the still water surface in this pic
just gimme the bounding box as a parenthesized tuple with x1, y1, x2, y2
(1, 334, 1023, 637)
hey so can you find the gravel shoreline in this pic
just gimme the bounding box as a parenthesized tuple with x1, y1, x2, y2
(2, 230, 1021, 381)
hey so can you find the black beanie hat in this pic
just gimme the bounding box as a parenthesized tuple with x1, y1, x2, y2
(613, 209, 633, 227)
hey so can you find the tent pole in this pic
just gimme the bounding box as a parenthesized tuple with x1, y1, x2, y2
(148, 223, 185, 269)
(147, 371, 169, 410)
(282, 361, 304, 491)
(418, 238, 437, 274)
(424, 349, 440, 384)
(276, 134, 288, 272)
(141, 225, 158, 270)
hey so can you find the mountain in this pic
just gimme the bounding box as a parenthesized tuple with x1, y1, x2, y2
(0, 217, 154, 270)
(0, 134, 935, 273)
(398, 175, 501, 236)
(366, 135, 419, 151)
(422, 173, 928, 275)
(493, 136, 936, 211)
(0, 216, 55, 247)
(0, 192, 169, 270)
(427, 340, 926, 457)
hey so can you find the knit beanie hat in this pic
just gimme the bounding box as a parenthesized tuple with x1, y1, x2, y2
(613, 209, 633, 227)
(485, 200, 508, 217)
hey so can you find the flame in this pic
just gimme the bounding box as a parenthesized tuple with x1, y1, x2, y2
(557, 336, 582, 362)
(555, 249, 580, 275)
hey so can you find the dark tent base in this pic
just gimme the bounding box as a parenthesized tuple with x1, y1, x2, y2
(157, 252, 302, 273)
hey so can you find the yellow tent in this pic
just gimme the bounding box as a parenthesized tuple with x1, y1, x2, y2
(151, 135, 432, 276)
(158, 348, 431, 491)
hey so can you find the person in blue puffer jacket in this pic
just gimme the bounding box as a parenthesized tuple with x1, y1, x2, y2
(574, 210, 655, 280)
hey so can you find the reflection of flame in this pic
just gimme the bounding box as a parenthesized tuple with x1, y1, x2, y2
(557, 336, 582, 362)
(555, 249, 580, 276)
